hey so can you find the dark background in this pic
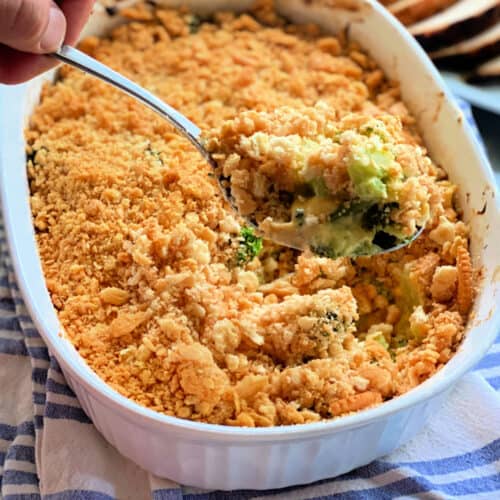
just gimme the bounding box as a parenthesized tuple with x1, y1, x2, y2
(473, 108, 500, 185)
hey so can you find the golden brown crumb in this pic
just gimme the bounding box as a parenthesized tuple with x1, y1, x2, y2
(330, 391, 382, 416)
(27, 3, 474, 426)
(431, 266, 458, 303)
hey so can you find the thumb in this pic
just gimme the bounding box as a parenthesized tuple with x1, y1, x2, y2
(0, 0, 67, 54)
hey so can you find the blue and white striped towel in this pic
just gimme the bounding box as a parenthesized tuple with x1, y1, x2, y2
(1, 102, 499, 499)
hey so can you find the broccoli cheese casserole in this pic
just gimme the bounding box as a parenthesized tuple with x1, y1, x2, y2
(206, 105, 431, 257)
(27, 2, 474, 427)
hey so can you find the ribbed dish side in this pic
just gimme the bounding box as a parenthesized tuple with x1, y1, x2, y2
(56, 365, 452, 489)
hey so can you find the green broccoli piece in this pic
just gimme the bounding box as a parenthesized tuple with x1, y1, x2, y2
(373, 333, 389, 350)
(309, 309, 348, 341)
(347, 148, 393, 201)
(361, 202, 399, 230)
(187, 14, 202, 33)
(309, 244, 338, 259)
(237, 227, 263, 265)
(328, 200, 368, 222)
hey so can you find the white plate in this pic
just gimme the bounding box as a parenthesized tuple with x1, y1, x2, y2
(443, 71, 500, 115)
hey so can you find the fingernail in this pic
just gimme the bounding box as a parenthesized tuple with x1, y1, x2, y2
(40, 6, 66, 52)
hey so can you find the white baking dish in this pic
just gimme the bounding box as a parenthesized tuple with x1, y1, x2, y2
(1, 0, 499, 491)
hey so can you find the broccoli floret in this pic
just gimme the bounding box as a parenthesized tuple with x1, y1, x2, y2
(350, 240, 378, 256)
(187, 14, 202, 33)
(237, 226, 263, 265)
(328, 200, 369, 222)
(347, 145, 393, 201)
(361, 202, 399, 230)
(311, 310, 345, 339)
(373, 333, 389, 350)
(311, 239, 375, 259)
(310, 244, 338, 259)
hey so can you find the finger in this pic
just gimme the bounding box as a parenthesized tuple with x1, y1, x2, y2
(0, 45, 56, 84)
(0, 0, 67, 54)
(0, 0, 96, 85)
(59, 0, 95, 45)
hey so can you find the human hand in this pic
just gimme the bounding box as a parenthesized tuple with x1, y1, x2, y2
(0, 0, 95, 84)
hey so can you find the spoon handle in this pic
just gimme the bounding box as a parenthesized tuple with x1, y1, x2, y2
(52, 45, 202, 148)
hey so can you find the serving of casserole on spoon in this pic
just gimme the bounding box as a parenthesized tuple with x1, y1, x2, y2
(205, 103, 431, 258)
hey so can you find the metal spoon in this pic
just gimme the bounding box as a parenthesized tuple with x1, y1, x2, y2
(51, 45, 423, 257)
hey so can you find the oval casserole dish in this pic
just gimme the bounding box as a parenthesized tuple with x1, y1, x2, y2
(0, 0, 499, 491)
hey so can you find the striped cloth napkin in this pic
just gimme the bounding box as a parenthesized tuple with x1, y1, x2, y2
(1, 101, 499, 499)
